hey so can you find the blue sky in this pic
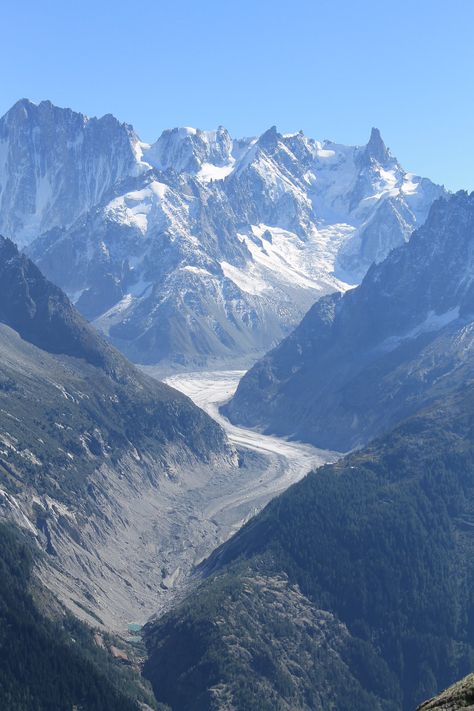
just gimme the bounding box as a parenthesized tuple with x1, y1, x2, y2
(1, 0, 473, 190)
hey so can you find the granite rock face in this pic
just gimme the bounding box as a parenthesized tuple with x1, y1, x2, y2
(0, 100, 444, 365)
(226, 191, 474, 450)
(0, 99, 143, 245)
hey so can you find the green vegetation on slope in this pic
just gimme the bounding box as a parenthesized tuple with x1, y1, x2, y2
(0, 234, 227, 510)
(144, 389, 474, 710)
(225, 192, 474, 451)
(145, 567, 401, 711)
(415, 672, 474, 710)
(0, 522, 156, 710)
(0, 323, 225, 508)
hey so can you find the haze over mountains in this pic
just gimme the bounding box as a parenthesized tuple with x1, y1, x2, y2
(226, 191, 474, 450)
(0, 235, 235, 629)
(146, 379, 474, 711)
(143, 192, 474, 711)
(1, 96, 474, 711)
(0, 99, 444, 367)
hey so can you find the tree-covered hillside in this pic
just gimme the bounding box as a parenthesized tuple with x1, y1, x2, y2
(226, 192, 474, 451)
(144, 387, 474, 711)
(0, 522, 156, 710)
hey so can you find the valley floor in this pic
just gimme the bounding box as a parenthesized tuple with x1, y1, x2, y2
(162, 369, 334, 531)
(136, 368, 337, 620)
(35, 368, 337, 633)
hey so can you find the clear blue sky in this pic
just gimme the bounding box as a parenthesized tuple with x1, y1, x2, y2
(1, 0, 473, 190)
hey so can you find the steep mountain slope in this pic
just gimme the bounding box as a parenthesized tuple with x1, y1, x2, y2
(0, 522, 155, 711)
(0, 99, 144, 245)
(144, 387, 474, 711)
(0, 99, 443, 366)
(0, 234, 125, 371)
(0, 234, 233, 627)
(226, 191, 474, 450)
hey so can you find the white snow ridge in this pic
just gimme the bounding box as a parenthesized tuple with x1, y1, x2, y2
(0, 102, 446, 367)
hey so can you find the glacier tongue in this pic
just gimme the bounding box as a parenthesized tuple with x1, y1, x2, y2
(0, 99, 446, 366)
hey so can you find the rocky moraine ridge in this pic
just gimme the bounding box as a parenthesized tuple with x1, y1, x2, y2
(0, 234, 235, 629)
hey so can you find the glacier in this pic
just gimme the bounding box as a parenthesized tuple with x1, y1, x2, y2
(0, 99, 446, 367)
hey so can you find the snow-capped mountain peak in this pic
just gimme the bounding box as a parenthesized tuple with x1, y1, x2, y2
(0, 100, 147, 245)
(0, 99, 447, 366)
(144, 124, 234, 176)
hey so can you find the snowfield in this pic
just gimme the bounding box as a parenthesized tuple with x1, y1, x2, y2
(3, 101, 444, 367)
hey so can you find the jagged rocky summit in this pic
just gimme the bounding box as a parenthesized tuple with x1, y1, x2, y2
(0, 99, 445, 366)
(226, 191, 474, 450)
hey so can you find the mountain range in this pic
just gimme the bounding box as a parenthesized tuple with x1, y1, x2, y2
(226, 191, 474, 450)
(142, 195, 474, 711)
(1, 97, 472, 711)
(145, 378, 474, 711)
(0, 99, 444, 367)
(0, 234, 234, 629)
